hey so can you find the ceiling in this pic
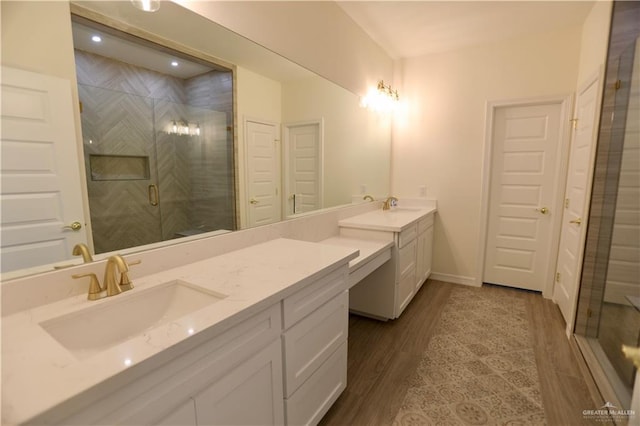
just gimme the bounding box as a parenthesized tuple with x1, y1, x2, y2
(337, 1, 596, 59)
(72, 1, 313, 82)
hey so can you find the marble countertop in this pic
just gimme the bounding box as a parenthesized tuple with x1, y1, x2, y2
(338, 206, 437, 232)
(1, 238, 358, 425)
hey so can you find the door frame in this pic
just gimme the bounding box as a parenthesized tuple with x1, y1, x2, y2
(476, 94, 574, 297)
(282, 119, 324, 218)
(242, 116, 281, 228)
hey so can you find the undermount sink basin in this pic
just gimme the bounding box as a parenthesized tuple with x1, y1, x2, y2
(40, 280, 227, 359)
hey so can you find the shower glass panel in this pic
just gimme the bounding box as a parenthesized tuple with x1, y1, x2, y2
(575, 36, 640, 409)
(79, 85, 163, 253)
(595, 39, 640, 400)
(79, 84, 235, 254)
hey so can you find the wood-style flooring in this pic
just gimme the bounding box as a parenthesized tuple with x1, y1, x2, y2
(319, 280, 600, 426)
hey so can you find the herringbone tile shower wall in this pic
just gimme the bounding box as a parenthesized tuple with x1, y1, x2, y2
(75, 49, 234, 253)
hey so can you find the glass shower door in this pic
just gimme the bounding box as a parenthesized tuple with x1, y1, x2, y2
(79, 85, 163, 253)
(153, 99, 234, 239)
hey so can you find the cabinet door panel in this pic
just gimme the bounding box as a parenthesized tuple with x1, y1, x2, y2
(155, 398, 196, 426)
(285, 341, 347, 426)
(283, 266, 348, 329)
(416, 231, 426, 290)
(425, 225, 433, 280)
(396, 267, 416, 316)
(283, 291, 348, 397)
(398, 239, 416, 281)
(194, 339, 284, 426)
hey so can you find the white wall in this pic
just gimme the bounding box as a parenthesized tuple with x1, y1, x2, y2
(576, 1, 613, 86)
(173, 0, 393, 97)
(236, 66, 283, 229)
(391, 26, 582, 283)
(281, 76, 391, 207)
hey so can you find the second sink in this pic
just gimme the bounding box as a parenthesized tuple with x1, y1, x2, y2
(40, 280, 227, 359)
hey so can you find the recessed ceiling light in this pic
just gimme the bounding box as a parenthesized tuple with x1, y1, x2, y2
(171, 61, 179, 67)
(91, 35, 102, 43)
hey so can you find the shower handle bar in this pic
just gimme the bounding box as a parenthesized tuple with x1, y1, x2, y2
(148, 184, 159, 206)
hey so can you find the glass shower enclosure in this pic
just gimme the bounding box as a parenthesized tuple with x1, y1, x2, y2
(79, 84, 235, 254)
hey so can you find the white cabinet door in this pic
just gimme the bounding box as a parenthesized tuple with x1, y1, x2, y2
(396, 238, 416, 316)
(416, 230, 427, 290)
(424, 225, 433, 280)
(194, 339, 284, 426)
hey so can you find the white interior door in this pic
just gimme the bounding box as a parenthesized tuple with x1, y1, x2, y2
(554, 76, 601, 328)
(245, 120, 280, 228)
(1, 66, 88, 273)
(484, 102, 565, 291)
(283, 121, 322, 216)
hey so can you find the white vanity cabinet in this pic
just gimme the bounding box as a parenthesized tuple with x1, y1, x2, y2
(415, 213, 434, 292)
(54, 303, 284, 426)
(342, 210, 435, 320)
(40, 265, 350, 426)
(282, 266, 349, 425)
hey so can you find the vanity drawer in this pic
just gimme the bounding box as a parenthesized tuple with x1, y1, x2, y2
(285, 341, 347, 426)
(282, 291, 348, 397)
(282, 265, 348, 329)
(397, 224, 417, 248)
(418, 214, 434, 233)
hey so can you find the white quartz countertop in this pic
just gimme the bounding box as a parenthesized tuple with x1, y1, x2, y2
(1, 238, 358, 425)
(338, 206, 437, 232)
(319, 236, 393, 272)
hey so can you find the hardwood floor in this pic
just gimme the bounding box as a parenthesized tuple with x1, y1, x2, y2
(319, 280, 600, 425)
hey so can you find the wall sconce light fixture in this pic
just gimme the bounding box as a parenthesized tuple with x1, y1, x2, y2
(360, 80, 400, 113)
(168, 120, 201, 137)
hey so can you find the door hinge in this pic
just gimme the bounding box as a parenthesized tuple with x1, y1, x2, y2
(569, 118, 578, 130)
(587, 307, 593, 318)
(79, 101, 83, 114)
(565, 198, 570, 209)
(615, 80, 622, 90)
(556, 272, 561, 282)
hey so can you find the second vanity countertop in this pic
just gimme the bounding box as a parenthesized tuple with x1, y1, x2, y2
(338, 205, 437, 233)
(1, 238, 358, 425)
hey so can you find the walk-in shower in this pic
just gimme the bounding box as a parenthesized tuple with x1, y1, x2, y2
(72, 18, 235, 254)
(574, 1, 640, 412)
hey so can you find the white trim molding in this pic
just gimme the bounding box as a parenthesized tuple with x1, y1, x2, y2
(430, 272, 478, 287)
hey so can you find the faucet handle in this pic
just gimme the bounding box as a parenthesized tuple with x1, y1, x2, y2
(119, 259, 141, 291)
(72, 273, 104, 301)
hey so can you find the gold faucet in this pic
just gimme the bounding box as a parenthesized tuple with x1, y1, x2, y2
(72, 272, 104, 300)
(103, 255, 129, 297)
(363, 195, 374, 202)
(72, 243, 93, 263)
(119, 260, 141, 291)
(383, 196, 398, 210)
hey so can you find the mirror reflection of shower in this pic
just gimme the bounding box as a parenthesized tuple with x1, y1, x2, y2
(72, 18, 235, 254)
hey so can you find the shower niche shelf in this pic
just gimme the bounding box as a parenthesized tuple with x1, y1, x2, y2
(90, 154, 150, 181)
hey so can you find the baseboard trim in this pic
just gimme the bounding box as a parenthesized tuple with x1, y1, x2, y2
(430, 272, 478, 287)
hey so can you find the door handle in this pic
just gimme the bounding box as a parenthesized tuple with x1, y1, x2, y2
(148, 184, 159, 206)
(61, 221, 82, 231)
(536, 207, 549, 214)
(569, 217, 582, 225)
(249, 198, 258, 205)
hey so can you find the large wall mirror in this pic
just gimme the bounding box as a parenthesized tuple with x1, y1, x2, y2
(0, 1, 391, 277)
